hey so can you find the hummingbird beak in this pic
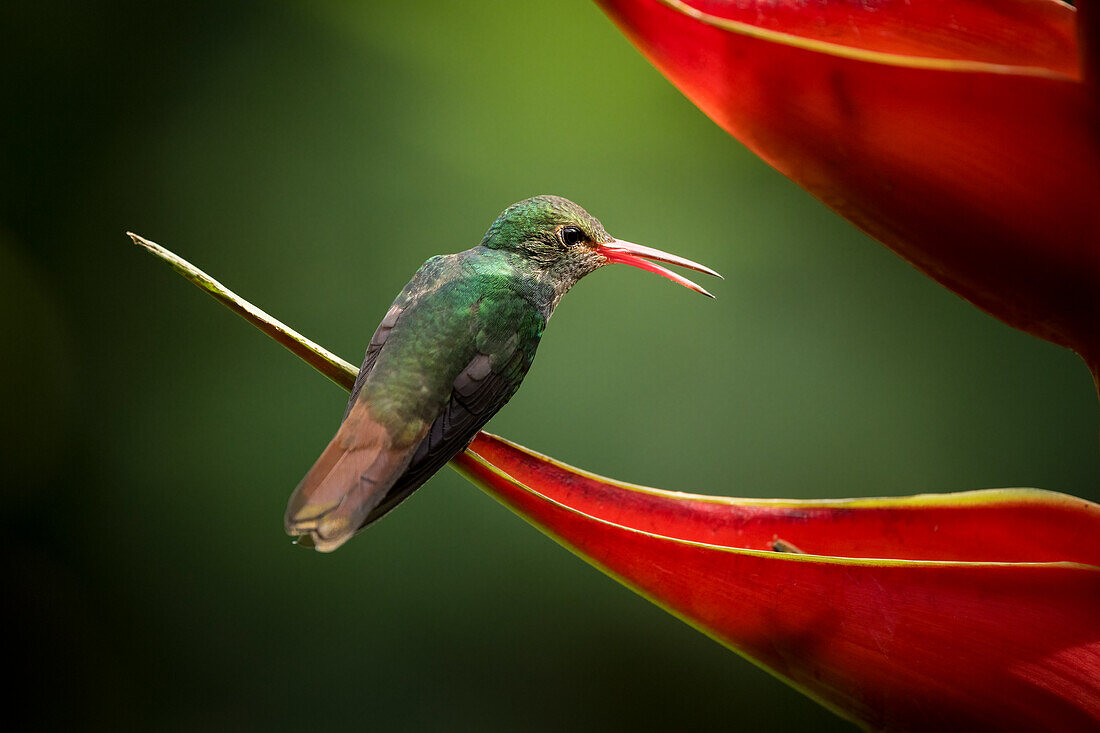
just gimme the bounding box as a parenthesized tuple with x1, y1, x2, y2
(596, 239, 722, 298)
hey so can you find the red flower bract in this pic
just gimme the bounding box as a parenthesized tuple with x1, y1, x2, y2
(594, 0, 1100, 375)
(457, 433, 1100, 732)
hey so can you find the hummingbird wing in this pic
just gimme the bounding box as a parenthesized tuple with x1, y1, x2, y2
(342, 301, 402, 420)
(355, 322, 537, 527)
(285, 256, 544, 551)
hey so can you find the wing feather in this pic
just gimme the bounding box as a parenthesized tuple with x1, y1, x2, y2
(359, 331, 537, 527)
(343, 302, 403, 418)
(286, 256, 544, 550)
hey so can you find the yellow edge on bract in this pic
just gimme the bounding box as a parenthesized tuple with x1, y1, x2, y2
(477, 432, 1100, 516)
(653, 0, 1077, 80)
(449, 455, 871, 731)
(455, 447, 1100, 571)
(454, 447, 1100, 730)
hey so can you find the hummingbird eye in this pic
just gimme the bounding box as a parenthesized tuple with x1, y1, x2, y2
(559, 226, 585, 247)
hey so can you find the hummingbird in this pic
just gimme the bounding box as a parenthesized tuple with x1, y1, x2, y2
(285, 195, 720, 552)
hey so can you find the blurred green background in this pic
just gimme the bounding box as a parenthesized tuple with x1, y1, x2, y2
(3, 1, 1096, 729)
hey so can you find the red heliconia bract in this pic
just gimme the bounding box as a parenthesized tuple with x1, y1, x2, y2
(593, 0, 1100, 381)
(455, 433, 1100, 732)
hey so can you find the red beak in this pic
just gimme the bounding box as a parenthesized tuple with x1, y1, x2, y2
(596, 239, 722, 298)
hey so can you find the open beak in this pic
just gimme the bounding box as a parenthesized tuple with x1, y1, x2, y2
(596, 239, 722, 298)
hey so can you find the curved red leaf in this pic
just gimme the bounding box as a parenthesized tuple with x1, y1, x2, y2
(681, 0, 1079, 73)
(595, 0, 1100, 363)
(457, 433, 1100, 731)
(466, 433, 1100, 565)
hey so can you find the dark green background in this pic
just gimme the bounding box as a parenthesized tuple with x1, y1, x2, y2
(4, 1, 1096, 729)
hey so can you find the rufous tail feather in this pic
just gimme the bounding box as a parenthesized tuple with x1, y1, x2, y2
(285, 406, 421, 552)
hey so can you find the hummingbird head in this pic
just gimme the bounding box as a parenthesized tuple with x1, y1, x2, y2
(481, 195, 720, 299)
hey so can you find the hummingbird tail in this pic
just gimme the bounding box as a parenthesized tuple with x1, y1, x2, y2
(284, 409, 419, 552)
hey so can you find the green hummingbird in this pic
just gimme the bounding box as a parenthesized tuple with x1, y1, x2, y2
(286, 195, 720, 552)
